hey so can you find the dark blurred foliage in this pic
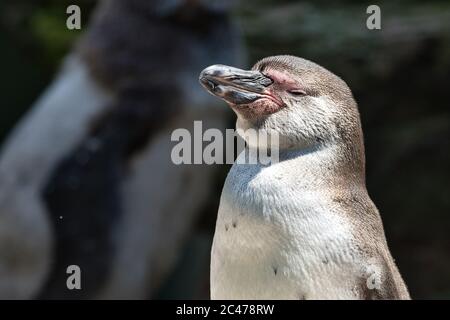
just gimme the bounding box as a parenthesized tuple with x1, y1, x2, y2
(1, 0, 449, 299)
(0, 0, 95, 141)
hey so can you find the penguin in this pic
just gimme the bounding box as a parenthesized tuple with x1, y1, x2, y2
(0, 0, 243, 299)
(199, 55, 410, 300)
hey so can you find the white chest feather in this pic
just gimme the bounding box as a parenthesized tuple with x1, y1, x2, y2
(211, 148, 362, 299)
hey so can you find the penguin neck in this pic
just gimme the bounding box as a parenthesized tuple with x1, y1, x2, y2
(277, 137, 366, 189)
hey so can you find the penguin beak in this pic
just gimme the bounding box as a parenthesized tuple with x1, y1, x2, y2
(199, 64, 281, 106)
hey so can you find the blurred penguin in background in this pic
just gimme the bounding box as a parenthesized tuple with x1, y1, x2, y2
(0, 0, 244, 299)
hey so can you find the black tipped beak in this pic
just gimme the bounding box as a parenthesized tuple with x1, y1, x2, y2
(199, 64, 273, 105)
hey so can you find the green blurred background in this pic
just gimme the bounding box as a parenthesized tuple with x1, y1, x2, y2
(1, 0, 449, 299)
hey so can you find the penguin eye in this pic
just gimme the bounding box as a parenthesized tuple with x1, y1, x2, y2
(287, 89, 307, 97)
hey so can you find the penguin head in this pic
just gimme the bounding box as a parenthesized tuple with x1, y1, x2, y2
(200, 55, 361, 150)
